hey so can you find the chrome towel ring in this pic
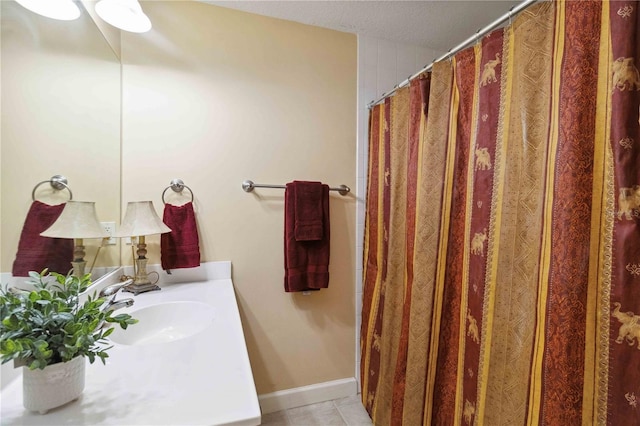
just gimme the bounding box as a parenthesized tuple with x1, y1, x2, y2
(31, 175, 73, 201)
(162, 178, 194, 204)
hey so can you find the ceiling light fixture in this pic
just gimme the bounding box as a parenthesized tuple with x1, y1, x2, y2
(15, 0, 81, 21)
(95, 0, 152, 33)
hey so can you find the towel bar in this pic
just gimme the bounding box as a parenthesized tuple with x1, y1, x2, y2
(31, 175, 73, 201)
(242, 180, 350, 196)
(162, 178, 194, 204)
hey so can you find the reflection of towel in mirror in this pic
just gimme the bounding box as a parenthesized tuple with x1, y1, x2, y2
(284, 181, 330, 292)
(12, 201, 74, 277)
(161, 202, 200, 272)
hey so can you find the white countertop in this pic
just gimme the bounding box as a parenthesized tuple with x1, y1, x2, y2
(0, 262, 262, 426)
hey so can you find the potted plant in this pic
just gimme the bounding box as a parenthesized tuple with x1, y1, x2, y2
(0, 270, 137, 414)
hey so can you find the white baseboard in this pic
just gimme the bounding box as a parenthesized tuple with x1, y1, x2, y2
(258, 377, 358, 414)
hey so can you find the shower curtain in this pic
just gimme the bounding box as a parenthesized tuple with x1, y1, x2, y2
(360, 1, 640, 425)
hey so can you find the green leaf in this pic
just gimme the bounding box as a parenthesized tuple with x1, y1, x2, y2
(33, 340, 48, 351)
(2, 315, 19, 329)
(51, 312, 74, 322)
(1, 339, 17, 353)
(97, 351, 109, 365)
(109, 313, 127, 321)
(54, 273, 66, 285)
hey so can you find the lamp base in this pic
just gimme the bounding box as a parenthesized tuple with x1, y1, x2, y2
(123, 281, 160, 296)
(123, 255, 160, 295)
(71, 260, 86, 278)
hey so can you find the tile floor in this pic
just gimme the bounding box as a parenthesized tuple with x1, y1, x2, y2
(260, 395, 373, 425)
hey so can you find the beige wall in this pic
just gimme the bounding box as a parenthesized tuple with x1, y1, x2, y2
(121, 1, 357, 394)
(1, 1, 121, 275)
(81, 0, 121, 60)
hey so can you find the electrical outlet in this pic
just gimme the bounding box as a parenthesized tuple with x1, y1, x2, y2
(101, 222, 116, 245)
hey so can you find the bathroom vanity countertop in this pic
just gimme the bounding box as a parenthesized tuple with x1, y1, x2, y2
(1, 262, 261, 426)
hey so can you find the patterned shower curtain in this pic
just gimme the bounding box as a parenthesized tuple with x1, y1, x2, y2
(360, 1, 640, 425)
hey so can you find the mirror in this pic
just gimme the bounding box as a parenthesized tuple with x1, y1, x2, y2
(0, 1, 121, 282)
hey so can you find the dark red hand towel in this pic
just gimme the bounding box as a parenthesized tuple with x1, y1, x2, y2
(12, 201, 73, 277)
(161, 202, 200, 271)
(284, 181, 330, 292)
(293, 181, 324, 241)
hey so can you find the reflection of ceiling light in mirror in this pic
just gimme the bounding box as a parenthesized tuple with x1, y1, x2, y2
(95, 0, 152, 33)
(15, 0, 81, 21)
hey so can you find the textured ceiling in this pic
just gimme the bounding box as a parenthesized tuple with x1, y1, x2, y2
(199, 1, 523, 51)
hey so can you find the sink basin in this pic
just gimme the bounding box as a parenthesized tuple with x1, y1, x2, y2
(109, 301, 215, 346)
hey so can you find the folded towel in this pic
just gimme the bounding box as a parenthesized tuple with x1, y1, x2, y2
(12, 201, 73, 277)
(284, 181, 330, 292)
(161, 202, 200, 271)
(293, 181, 324, 241)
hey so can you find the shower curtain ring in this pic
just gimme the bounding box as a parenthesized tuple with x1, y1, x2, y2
(508, 6, 514, 26)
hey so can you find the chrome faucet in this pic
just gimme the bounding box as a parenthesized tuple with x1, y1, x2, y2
(105, 298, 134, 311)
(99, 279, 135, 313)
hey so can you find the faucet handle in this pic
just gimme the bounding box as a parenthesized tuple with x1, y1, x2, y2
(99, 278, 134, 299)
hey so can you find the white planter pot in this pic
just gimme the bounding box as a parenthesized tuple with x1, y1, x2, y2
(22, 356, 86, 414)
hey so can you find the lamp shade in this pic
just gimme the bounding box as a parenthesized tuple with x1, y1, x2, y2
(40, 201, 108, 239)
(95, 0, 152, 33)
(15, 0, 81, 21)
(117, 201, 170, 237)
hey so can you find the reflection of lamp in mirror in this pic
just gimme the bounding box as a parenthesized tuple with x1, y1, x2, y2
(15, 0, 81, 21)
(117, 201, 170, 295)
(95, 0, 152, 33)
(40, 201, 108, 278)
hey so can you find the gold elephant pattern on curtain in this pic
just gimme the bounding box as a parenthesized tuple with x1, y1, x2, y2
(360, 1, 640, 425)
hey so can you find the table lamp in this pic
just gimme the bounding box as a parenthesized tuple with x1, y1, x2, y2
(117, 201, 170, 294)
(40, 201, 108, 277)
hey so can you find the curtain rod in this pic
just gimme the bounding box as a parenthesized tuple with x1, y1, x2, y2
(367, 0, 540, 109)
